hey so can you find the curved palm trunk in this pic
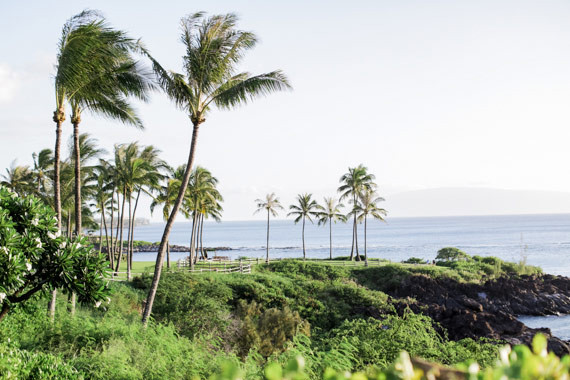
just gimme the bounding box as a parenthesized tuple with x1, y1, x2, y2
(114, 189, 127, 273)
(302, 216, 306, 260)
(265, 209, 270, 263)
(49, 111, 64, 321)
(143, 123, 200, 325)
(329, 218, 333, 260)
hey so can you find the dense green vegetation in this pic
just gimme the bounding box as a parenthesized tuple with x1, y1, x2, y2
(2, 259, 532, 379)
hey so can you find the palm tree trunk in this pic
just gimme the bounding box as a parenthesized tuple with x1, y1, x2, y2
(49, 111, 64, 321)
(190, 212, 198, 269)
(67, 212, 72, 237)
(113, 189, 121, 262)
(166, 241, 170, 269)
(102, 204, 113, 269)
(266, 209, 270, 263)
(72, 120, 81, 237)
(99, 213, 103, 254)
(350, 194, 357, 260)
(355, 217, 360, 261)
(302, 216, 306, 260)
(126, 193, 132, 281)
(129, 188, 141, 270)
(364, 216, 368, 267)
(143, 122, 201, 326)
(114, 189, 127, 273)
(109, 189, 115, 269)
(329, 218, 333, 260)
(199, 214, 205, 260)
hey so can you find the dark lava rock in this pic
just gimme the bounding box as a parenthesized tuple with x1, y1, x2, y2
(387, 274, 570, 357)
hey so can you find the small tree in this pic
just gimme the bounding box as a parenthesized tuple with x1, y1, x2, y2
(0, 186, 110, 321)
(436, 247, 470, 262)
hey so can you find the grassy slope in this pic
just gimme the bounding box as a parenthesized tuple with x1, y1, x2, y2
(0, 257, 539, 379)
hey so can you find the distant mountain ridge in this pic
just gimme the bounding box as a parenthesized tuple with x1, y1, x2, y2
(383, 187, 570, 217)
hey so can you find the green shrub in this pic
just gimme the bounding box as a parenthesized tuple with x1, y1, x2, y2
(402, 257, 426, 264)
(436, 247, 470, 262)
(234, 300, 310, 358)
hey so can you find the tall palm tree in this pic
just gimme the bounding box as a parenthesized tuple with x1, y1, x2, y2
(91, 160, 114, 267)
(67, 19, 153, 241)
(338, 165, 376, 261)
(354, 190, 387, 266)
(186, 167, 221, 266)
(141, 12, 291, 325)
(317, 197, 347, 260)
(288, 194, 319, 260)
(255, 193, 283, 264)
(151, 165, 184, 269)
(54, 9, 101, 236)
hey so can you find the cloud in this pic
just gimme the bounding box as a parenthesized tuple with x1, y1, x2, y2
(0, 64, 20, 103)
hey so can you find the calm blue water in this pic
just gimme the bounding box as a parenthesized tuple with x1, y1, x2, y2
(518, 315, 570, 340)
(131, 213, 570, 338)
(130, 214, 570, 277)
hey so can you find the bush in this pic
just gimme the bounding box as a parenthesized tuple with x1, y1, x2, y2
(436, 247, 470, 262)
(234, 300, 310, 358)
(403, 257, 427, 264)
(0, 186, 110, 320)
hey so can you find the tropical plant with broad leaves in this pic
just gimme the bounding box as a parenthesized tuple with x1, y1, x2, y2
(316, 197, 347, 260)
(288, 193, 319, 260)
(0, 186, 110, 322)
(141, 12, 291, 325)
(255, 193, 283, 264)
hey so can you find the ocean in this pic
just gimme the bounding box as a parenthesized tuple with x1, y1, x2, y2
(130, 213, 570, 276)
(129, 213, 570, 338)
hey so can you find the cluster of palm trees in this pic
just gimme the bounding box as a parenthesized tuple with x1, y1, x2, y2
(2, 138, 223, 281)
(256, 164, 387, 265)
(10, 9, 290, 325)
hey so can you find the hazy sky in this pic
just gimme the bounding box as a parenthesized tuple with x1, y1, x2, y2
(2, 0, 570, 221)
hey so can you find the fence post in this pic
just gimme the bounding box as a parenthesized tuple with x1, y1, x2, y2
(256, 257, 259, 265)
(240, 259, 243, 273)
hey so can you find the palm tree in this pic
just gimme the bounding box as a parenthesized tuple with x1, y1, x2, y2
(317, 197, 347, 260)
(141, 12, 291, 325)
(338, 165, 376, 261)
(151, 165, 185, 269)
(255, 193, 283, 264)
(186, 167, 221, 267)
(32, 149, 54, 200)
(66, 19, 153, 241)
(354, 190, 387, 266)
(288, 194, 319, 260)
(91, 160, 114, 267)
(1, 162, 35, 196)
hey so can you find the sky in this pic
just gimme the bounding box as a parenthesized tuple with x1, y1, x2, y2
(2, 0, 570, 221)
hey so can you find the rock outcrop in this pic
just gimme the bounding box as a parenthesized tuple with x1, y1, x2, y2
(388, 274, 570, 356)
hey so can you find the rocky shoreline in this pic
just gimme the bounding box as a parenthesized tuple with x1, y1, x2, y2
(95, 244, 232, 253)
(387, 274, 570, 356)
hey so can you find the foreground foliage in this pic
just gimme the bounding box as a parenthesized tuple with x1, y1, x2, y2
(0, 186, 109, 320)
